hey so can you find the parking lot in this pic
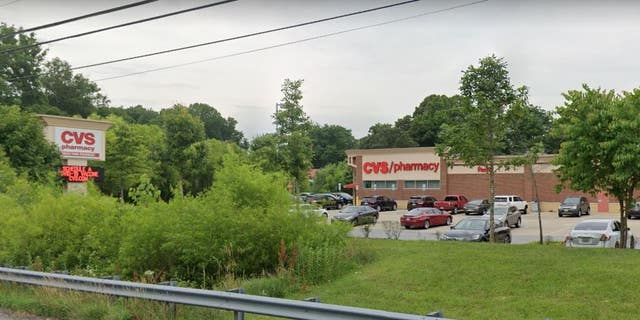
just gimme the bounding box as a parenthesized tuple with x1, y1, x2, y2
(330, 209, 640, 248)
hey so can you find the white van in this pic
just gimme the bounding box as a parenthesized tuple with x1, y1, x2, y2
(494, 195, 529, 214)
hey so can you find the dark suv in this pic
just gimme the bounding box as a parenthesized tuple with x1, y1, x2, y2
(309, 193, 342, 209)
(558, 196, 590, 217)
(407, 195, 437, 210)
(361, 195, 397, 211)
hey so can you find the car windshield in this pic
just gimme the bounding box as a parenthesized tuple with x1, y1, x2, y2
(494, 197, 508, 202)
(454, 219, 487, 230)
(444, 196, 458, 201)
(563, 197, 580, 205)
(574, 221, 609, 231)
(468, 200, 483, 205)
(362, 197, 375, 202)
(408, 208, 427, 215)
(409, 196, 422, 200)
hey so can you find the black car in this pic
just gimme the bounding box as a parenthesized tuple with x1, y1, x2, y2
(439, 216, 511, 243)
(361, 195, 397, 211)
(332, 192, 354, 205)
(309, 193, 341, 209)
(463, 199, 490, 215)
(331, 205, 379, 225)
(629, 201, 640, 219)
(558, 196, 590, 217)
(406, 195, 437, 210)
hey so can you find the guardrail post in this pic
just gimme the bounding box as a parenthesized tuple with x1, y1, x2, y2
(228, 288, 245, 320)
(159, 280, 178, 319)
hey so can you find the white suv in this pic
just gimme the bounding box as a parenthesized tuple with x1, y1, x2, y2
(494, 195, 529, 214)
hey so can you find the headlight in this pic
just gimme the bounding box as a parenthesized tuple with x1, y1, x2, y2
(471, 234, 482, 240)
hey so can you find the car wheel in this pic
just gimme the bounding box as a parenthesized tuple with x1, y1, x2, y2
(372, 216, 378, 224)
(392, 204, 397, 211)
(516, 218, 521, 228)
(424, 220, 430, 229)
(446, 217, 452, 225)
(452, 206, 458, 214)
(558, 212, 562, 218)
(523, 206, 528, 215)
(404, 225, 410, 229)
(465, 212, 469, 216)
(587, 207, 590, 215)
(503, 235, 511, 244)
(577, 210, 582, 217)
(338, 203, 343, 209)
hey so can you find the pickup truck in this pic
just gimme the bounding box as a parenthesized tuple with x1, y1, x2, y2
(434, 195, 468, 214)
(494, 195, 529, 214)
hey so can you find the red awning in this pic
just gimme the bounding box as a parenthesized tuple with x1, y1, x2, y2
(343, 183, 356, 189)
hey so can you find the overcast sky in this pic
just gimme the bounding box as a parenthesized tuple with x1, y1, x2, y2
(2, 0, 639, 139)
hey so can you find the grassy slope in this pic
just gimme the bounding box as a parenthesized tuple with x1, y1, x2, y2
(289, 239, 640, 320)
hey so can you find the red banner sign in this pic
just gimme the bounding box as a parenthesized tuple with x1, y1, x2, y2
(363, 161, 439, 174)
(59, 166, 103, 182)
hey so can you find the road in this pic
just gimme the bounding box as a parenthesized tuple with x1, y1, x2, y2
(331, 208, 640, 248)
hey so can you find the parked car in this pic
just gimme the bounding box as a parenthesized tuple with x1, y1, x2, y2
(486, 205, 521, 228)
(400, 207, 452, 229)
(298, 192, 312, 202)
(440, 216, 511, 243)
(309, 193, 341, 209)
(331, 205, 379, 225)
(463, 199, 490, 215)
(289, 203, 328, 218)
(494, 195, 528, 214)
(434, 194, 468, 214)
(406, 195, 437, 210)
(361, 195, 397, 211)
(558, 196, 590, 217)
(564, 219, 635, 248)
(629, 201, 640, 219)
(332, 192, 354, 205)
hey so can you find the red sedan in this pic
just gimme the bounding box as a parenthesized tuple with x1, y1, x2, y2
(400, 207, 452, 229)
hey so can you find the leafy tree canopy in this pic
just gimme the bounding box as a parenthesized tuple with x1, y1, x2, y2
(357, 123, 417, 149)
(310, 124, 356, 168)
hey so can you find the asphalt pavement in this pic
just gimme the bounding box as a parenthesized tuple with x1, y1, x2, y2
(329, 208, 640, 248)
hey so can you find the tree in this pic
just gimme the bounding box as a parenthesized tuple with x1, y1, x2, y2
(0, 105, 60, 182)
(309, 124, 356, 168)
(0, 23, 47, 107)
(182, 139, 242, 196)
(503, 88, 554, 154)
(553, 85, 640, 248)
(408, 94, 466, 147)
(40, 58, 109, 118)
(268, 78, 313, 193)
(311, 162, 352, 193)
(436, 55, 522, 243)
(188, 102, 245, 145)
(96, 116, 163, 200)
(357, 123, 417, 149)
(158, 104, 206, 197)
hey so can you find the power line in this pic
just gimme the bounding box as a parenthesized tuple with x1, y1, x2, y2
(0, 0, 158, 40)
(71, 0, 423, 71)
(94, 0, 488, 82)
(1, 0, 239, 55)
(0, 0, 23, 8)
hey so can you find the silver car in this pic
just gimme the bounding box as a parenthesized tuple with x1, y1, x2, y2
(485, 205, 521, 228)
(564, 219, 635, 248)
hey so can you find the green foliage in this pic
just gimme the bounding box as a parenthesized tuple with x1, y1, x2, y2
(309, 124, 356, 168)
(129, 174, 161, 206)
(553, 85, 640, 247)
(273, 79, 311, 135)
(0, 23, 47, 107)
(357, 123, 417, 149)
(40, 58, 108, 117)
(0, 105, 61, 182)
(408, 94, 466, 147)
(188, 102, 245, 144)
(312, 162, 352, 193)
(181, 139, 243, 196)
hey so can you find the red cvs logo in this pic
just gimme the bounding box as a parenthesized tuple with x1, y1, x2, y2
(363, 161, 390, 174)
(61, 131, 95, 145)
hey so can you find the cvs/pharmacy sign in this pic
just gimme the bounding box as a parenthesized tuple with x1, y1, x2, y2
(54, 127, 104, 160)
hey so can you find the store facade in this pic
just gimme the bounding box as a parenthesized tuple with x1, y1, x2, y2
(346, 147, 613, 213)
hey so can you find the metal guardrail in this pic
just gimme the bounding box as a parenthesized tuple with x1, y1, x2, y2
(0, 267, 449, 320)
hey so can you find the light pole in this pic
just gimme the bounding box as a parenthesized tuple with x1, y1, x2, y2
(348, 163, 358, 205)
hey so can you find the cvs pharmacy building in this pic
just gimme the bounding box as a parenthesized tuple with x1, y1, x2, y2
(346, 147, 613, 213)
